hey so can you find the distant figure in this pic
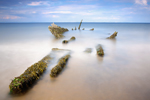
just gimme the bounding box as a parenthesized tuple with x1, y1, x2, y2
(51, 22, 58, 28)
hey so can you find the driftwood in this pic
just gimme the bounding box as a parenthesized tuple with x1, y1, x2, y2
(96, 44, 104, 56)
(62, 36, 76, 44)
(78, 19, 83, 30)
(50, 55, 70, 77)
(9, 55, 52, 94)
(48, 23, 68, 39)
(107, 31, 118, 39)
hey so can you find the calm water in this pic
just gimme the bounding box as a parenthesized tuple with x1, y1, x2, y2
(0, 23, 150, 100)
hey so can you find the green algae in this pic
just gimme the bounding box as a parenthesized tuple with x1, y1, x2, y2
(107, 31, 118, 39)
(50, 55, 70, 77)
(96, 44, 104, 56)
(9, 55, 52, 94)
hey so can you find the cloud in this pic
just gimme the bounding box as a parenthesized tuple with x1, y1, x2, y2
(43, 11, 72, 14)
(28, 1, 49, 6)
(135, 0, 148, 5)
(1, 15, 21, 19)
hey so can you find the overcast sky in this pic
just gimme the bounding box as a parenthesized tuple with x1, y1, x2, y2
(0, 0, 150, 22)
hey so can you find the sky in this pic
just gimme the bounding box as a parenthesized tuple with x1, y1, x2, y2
(0, 0, 150, 22)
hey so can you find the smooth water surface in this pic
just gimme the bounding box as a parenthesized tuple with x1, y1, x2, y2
(0, 23, 150, 100)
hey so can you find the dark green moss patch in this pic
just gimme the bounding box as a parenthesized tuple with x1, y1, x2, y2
(50, 55, 70, 77)
(107, 31, 118, 39)
(9, 55, 52, 94)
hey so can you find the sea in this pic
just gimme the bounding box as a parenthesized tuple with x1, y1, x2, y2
(0, 22, 150, 100)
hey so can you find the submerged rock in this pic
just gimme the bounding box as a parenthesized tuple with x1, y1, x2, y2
(96, 44, 104, 56)
(107, 31, 118, 39)
(48, 23, 68, 39)
(72, 28, 74, 30)
(9, 55, 52, 94)
(78, 19, 83, 30)
(50, 54, 70, 77)
(90, 28, 94, 31)
(82, 28, 85, 30)
(84, 48, 92, 53)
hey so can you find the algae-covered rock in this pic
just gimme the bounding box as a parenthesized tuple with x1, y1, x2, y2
(82, 28, 85, 30)
(9, 55, 52, 94)
(50, 55, 70, 77)
(72, 28, 73, 30)
(90, 28, 94, 31)
(48, 23, 68, 39)
(78, 19, 83, 30)
(70, 36, 76, 40)
(107, 31, 118, 39)
(62, 40, 69, 44)
(96, 44, 104, 56)
(84, 48, 92, 53)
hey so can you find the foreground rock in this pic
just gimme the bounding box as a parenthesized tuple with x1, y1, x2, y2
(50, 54, 70, 77)
(96, 44, 104, 56)
(62, 36, 76, 44)
(48, 23, 69, 39)
(107, 31, 118, 39)
(9, 55, 52, 94)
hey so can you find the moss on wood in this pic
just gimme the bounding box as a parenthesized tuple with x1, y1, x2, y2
(9, 55, 52, 94)
(50, 55, 70, 77)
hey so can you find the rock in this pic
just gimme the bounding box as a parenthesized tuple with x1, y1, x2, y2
(72, 28, 73, 30)
(84, 48, 92, 53)
(48, 23, 68, 39)
(96, 44, 104, 56)
(50, 55, 70, 77)
(78, 19, 83, 30)
(107, 31, 118, 39)
(90, 28, 94, 31)
(82, 28, 85, 30)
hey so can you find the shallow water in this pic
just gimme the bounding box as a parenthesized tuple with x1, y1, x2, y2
(0, 23, 150, 100)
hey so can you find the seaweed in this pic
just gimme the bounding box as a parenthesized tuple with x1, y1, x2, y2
(96, 44, 104, 56)
(107, 31, 118, 39)
(78, 19, 83, 30)
(50, 54, 70, 77)
(62, 36, 76, 44)
(9, 55, 52, 94)
(48, 23, 68, 39)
